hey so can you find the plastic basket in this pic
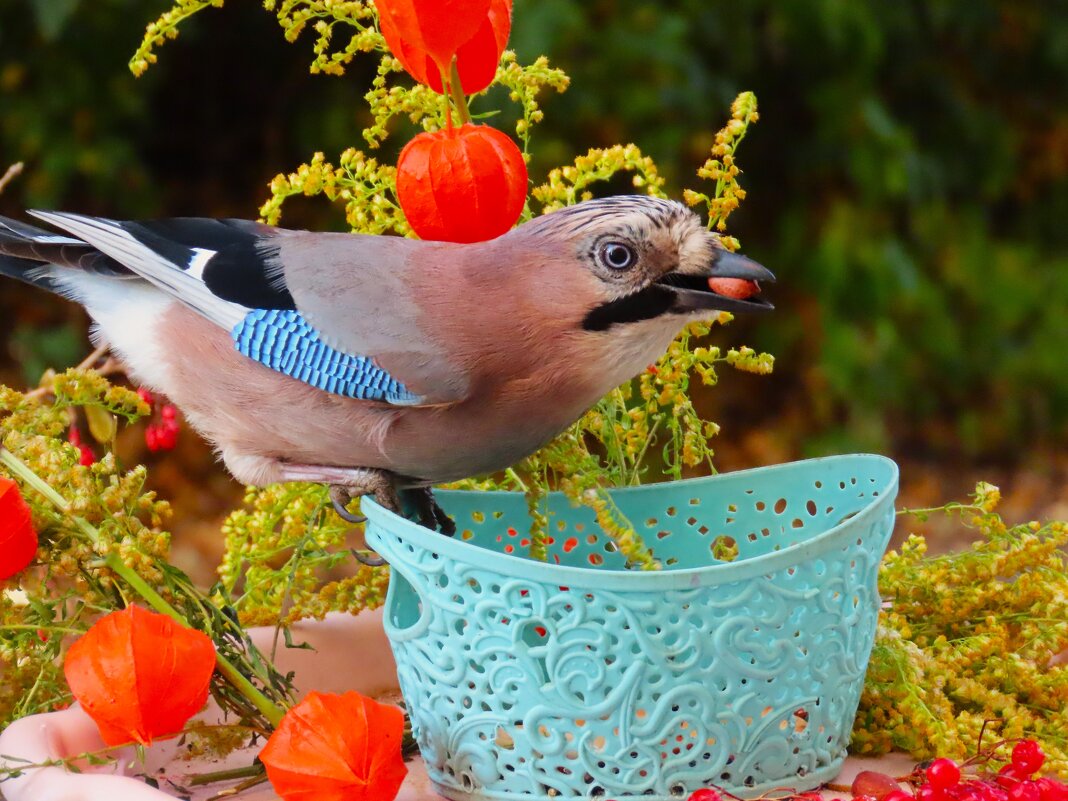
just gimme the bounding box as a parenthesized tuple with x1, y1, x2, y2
(363, 454, 898, 801)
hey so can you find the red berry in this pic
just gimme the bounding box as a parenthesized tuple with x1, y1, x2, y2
(1012, 741, 1046, 776)
(927, 759, 962, 790)
(77, 443, 95, 466)
(145, 425, 159, 452)
(1009, 783, 1042, 801)
(918, 786, 948, 801)
(160, 404, 177, 421)
(971, 781, 1009, 801)
(1036, 779, 1068, 801)
(155, 426, 178, 451)
(688, 790, 721, 801)
(853, 770, 903, 800)
(885, 791, 915, 801)
(68, 426, 81, 445)
(137, 387, 154, 407)
(1000, 767, 1031, 790)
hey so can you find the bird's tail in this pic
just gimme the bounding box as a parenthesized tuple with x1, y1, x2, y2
(0, 217, 61, 292)
(0, 252, 64, 292)
(0, 214, 141, 306)
(0, 215, 134, 281)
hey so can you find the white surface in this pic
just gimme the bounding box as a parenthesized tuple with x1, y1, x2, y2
(0, 609, 915, 800)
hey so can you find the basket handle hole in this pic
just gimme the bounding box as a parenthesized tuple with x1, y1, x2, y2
(388, 569, 423, 631)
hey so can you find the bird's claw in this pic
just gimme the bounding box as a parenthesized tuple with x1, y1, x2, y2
(328, 482, 395, 566)
(327, 479, 453, 559)
(403, 487, 457, 537)
(329, 485, 367, 524)
(432, 502, 457, 537)
(350, 548, 387, 567)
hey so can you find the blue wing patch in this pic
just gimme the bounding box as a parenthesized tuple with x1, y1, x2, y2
(232, 309, 421, 405)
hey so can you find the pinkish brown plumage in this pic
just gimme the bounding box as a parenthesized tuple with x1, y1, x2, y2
(0, 197, 773, 532)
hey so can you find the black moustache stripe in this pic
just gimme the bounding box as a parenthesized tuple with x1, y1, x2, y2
(582, 285, 677, 331)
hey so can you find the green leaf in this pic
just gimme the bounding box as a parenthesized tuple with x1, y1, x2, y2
(84, 404, 117, 445)
(282, 626, 313, 651)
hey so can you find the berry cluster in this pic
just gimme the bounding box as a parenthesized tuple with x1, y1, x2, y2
(138, 388, 180, 452)
(684, 741, 1066, 801)
(850, 741, 1067, 801)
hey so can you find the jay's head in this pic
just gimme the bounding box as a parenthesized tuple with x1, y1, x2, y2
(508, 196, 774, 333)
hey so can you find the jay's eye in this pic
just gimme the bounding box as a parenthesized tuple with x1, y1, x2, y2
(599, 242, 637, 271)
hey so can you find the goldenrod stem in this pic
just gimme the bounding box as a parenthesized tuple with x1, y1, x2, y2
(504, 467, 528, 492)
(0, 447, 286, 729)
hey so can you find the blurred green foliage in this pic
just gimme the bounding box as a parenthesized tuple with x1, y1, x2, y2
(0, 0, 156, 212)
(1, 0, 1065, 461)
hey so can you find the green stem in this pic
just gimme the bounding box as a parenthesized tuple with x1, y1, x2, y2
(187, 763, 266, 787)
(0, 624, 87, 636)
(438, 63, 454, 132)
(897, 502, 977, 517)
(449, 59, 472, 125)
(209, 774, 271, 799)
(504, 467, 529, 492)
(0, 447, 92, 533)
(629, 418, 662, 486)
(0, 447, 286, 729)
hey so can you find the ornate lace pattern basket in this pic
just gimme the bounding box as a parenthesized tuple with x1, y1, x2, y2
(364, 454, 899, 801)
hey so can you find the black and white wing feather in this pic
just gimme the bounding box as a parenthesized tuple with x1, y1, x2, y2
(25, 212, 425, 405)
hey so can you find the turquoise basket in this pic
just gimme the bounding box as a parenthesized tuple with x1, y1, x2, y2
(364, 454, 899, 801)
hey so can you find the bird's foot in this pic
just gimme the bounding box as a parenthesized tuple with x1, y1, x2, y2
(278, 464, 400, 566)
(325, 477, 401, 529)
(280, 464, 401, 515)
(327, 485, 367, 524)
(401, 487, 456, 537)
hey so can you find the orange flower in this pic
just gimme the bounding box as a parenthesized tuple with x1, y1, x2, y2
(64, 605, 216, 746)
(0, 476, 37, 580)
(397, 123, 528, 242)
(260, 691, 407, 801)
(380, 0, 512, 94)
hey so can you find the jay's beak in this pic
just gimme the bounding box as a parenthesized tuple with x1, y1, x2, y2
(657, 250, 775, 313)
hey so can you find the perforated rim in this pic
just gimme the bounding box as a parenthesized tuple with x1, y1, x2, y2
(363, 454, 898, 591)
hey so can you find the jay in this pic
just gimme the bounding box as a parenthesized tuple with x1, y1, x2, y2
(0, 196, 773, 534)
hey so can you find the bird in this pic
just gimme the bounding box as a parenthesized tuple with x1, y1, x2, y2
(0, 195, 773, 541)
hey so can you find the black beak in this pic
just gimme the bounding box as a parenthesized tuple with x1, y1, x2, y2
(656, 249, 775, 313)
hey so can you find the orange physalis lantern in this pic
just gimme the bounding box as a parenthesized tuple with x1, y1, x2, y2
(63, 605, 216, 746)
(380, 0, 512, 94)
(0, 476, 37, 581)
(397, 123, 528, 243)
(375, 0, 492, 81)
(260, 690, 408, 801)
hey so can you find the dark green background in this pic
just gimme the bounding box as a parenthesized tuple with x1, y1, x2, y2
(2, 0, 1065, 475)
